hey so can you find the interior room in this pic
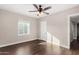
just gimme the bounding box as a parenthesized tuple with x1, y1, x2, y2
(0, 4, 79, 55)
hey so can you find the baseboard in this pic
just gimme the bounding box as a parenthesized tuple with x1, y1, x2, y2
(60, 44, 70, 49)
(0, 39, 36, 48)
(37, 39, 70, 49)
(52, 42, 70, 49)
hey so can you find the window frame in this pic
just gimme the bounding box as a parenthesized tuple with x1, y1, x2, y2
(18, 20, 30, 36)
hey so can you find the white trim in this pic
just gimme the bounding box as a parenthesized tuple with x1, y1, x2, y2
(68, 15, 71, 49)
(60, 44, 70, 49)
(39, 39, 70, 49)
(45, 40, 69, 49)
(52, 42, 70, 49)
(0, 39, 36, 48)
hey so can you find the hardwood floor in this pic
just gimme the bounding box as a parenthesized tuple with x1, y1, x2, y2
(0, 39, 79, 55)
(70, 39, 79, 49)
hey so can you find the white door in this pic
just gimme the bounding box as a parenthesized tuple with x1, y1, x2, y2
(40, 21, 47, 41)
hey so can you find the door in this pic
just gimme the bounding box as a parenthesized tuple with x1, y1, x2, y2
(40, 21, 47, 41)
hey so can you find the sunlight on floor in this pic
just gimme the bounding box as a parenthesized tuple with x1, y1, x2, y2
(15, 46, 31, 55)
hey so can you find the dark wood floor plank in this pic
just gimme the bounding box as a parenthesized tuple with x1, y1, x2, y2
(0, 39, 79, 55)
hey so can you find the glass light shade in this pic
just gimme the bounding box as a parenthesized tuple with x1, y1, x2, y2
(37, 12, 43, 16)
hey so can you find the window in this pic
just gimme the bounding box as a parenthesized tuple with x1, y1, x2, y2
(18, 21, 30, 36)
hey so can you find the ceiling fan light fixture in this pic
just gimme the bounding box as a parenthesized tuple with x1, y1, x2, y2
(29, 4, 51, 16)
(37, 12, 43, 16)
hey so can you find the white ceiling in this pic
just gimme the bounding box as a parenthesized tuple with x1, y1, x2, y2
(0, 4, 78, 18)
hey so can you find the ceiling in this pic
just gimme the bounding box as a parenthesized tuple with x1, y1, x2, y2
(0, 4, 78, 18)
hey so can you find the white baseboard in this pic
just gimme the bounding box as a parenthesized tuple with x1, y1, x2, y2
(38, 38, 70, 49)
(52, 42, 70, 49)
(60, 44, 70, 49)
(0, 39, 36, 48)
(41, 39, 70, 49)
(1, 38, 69, 49)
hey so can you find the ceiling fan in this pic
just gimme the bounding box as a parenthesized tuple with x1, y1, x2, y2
(28, 4, 52, 16)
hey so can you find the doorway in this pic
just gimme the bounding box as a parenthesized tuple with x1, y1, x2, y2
(69, 14, 79, 49)
(77, 23, 79, 41)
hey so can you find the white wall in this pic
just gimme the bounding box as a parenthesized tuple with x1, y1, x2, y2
(39, 5, 79, 49)
(0, 9, 38, 47)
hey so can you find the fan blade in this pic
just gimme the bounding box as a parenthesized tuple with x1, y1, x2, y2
(43, 6, 51, 11)
(33, 4, 38, 10)
(28, 10, 37, 12)
(43, 12, 49, 15)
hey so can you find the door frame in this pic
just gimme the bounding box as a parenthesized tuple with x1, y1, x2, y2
(68, 13, 79, 49)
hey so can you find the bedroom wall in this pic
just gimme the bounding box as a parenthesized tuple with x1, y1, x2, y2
(39, 5, 79, 49)
(0, 9, 38, 47)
